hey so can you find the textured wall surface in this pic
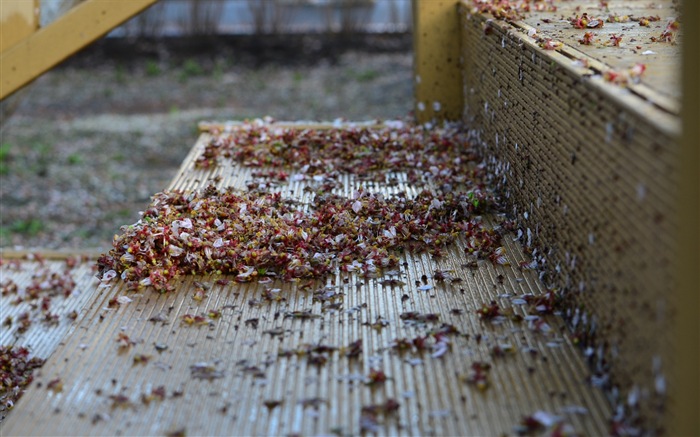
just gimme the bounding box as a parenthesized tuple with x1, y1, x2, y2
(459, 4, 680, 433)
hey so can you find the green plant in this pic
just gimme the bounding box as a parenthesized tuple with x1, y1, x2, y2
(10, 219, 44, 236)
(66, 228, 91, 241)
(32, 142, 51, 156)
(67, 153, 83, 165)
(355, 69, 379, 82)
(115, 63, 127, 84)
(213, 60, 225, 80)
(253, 75, 267, 91)
(0, 226, 10, 243)
(31, 142, 51, 176)
(145, 60, 161, 77)
(179, 59, 204, 82)
(0, 143, 11, 175)
(105, 208, 135, 222)
(467, 192, 480, 209)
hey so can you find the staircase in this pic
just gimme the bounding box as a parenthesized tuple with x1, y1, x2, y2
(1, 0, 697, 435)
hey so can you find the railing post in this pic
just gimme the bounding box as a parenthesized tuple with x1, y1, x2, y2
(1, 0, 159, 100)
(0, 0, 39, 53)
(674, 0, 700, 434)
(412, 0, 462, 123)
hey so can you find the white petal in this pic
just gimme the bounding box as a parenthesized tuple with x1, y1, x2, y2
(101, 270, 117, 282)
(168, 245, 184, 256)
(352, 200, 363, 213)
(116, 296, 133, 305)
(532, 410, 561, 427)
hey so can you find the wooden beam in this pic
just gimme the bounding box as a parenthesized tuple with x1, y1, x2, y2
(672, 0, 700, 434)
(412, 0, 462, 123)
(1, 0, 158, 100)
(1, 0, 39, 52)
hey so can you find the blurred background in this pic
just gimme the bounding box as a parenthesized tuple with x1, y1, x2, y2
(0, 0, 414, 251)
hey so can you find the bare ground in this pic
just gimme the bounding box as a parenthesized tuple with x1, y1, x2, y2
(0, 35, 414, 251)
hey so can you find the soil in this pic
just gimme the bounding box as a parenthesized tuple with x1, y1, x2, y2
(0, 34, 414, 251)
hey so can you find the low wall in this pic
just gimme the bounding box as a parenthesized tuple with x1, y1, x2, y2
(458, 4, 680, 433)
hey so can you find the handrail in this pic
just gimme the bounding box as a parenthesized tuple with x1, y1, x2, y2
(0, 0, 159, 100)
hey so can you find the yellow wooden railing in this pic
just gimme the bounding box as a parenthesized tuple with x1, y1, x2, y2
(0, 0, 158, 100)
(677, 2, 699, 434)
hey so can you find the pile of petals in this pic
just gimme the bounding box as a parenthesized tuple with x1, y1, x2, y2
(97, 186, 503, 292)
(469, 0, 557, 22)
(0, 345, 45, 410)
(196, 122, 483, 190)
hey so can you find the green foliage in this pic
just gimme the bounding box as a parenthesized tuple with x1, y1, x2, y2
(8, 219, 44, 236)
(146, 60, 161, 77)
(467, 192, 480, 209)
(31, 142, 52, 176)
(67, 153, 83, 165)
(0, 227, 9, 243)
(355, 69, 379, 82)
(105, 208, 135, 222)
(253, 76, 267, 91)
(115, 63, 127, 84)
(212, 60, 225, 80)
(0, 143, 11, 175)
(31, 142, 51, 156)
(179, 59, 204, 82)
